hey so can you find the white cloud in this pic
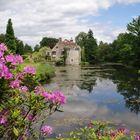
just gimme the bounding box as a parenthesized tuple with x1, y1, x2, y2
(0, 0, 139, 46)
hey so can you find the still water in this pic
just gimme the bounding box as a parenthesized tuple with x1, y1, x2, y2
(44, 65, 140, 136)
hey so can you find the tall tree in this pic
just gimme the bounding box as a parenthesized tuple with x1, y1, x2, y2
(0, 34, 5, 43)
(5, 18, 16, 53)
(127, 16, 140, 67)
(97, 41, 112, 62)
(75, 32, 87, 62)
(24, 44, 33, 54)
(16, 40, 24, 55)
(34, 44, 40, 52)
(75, 32, 87, 47)
(127, 16, 140, 37)
(84, 29, 97, 64)
(40, 37, 58, 49)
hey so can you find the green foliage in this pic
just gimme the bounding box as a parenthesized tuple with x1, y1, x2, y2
(40, 37, 58, 49)
(5, 18, 16, 53)
(62, 121, 139, 140)
(75, 32, 87, 47)
(20, 62, 55, 82)
(84, 29, 97, 64)
(55, 58, 64, 66)
(0, 45, 65, 139)
(24, 44, 33, 54)
(34, 44, 40, 52)
(127, 16, 140, 37)
(75, 30, 97, 64)
(96, 41, 112, 62)
(0, 34, 5, 43)
(95, 16, 140, 67)
(32, 47, 51, 63)
(16, 40, 24, 55)
(62, 48, 67, 65)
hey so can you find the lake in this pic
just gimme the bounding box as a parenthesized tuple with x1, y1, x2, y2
(44, 65, 140, 137)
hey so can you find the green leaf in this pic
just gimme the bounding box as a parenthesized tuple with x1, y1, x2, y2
(13, 127, 19, 137)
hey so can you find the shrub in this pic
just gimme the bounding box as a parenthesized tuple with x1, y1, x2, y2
(0, 43, 66, 139)
(62, 121, 140, 140)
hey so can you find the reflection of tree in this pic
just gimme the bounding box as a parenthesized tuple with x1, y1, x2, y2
(106, 66, 140, 114)
(79, 78, 97, 92)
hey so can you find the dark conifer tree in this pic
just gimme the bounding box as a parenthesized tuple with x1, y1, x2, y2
(5, 18, 16, 53)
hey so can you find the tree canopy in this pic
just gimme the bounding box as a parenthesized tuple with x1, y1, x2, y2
(40, 37, 58, 49)
(5, 18, 16, 53)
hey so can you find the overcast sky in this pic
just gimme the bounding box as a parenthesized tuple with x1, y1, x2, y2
(0, 0, 140, 46)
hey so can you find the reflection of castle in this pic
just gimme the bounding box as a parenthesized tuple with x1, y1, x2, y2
(51, 38, 81, 65)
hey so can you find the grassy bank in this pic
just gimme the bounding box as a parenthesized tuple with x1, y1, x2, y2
(20, 62, 55, 82)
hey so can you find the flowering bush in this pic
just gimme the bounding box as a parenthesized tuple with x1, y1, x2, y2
(63, 121, 140, 140)
(0, 43, 66, 139)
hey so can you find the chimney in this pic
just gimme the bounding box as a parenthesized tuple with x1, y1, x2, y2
(70, 37, 73, 42)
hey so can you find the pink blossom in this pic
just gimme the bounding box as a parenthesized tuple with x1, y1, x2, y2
(110, 132, 117, 138)
(117, 127, 130, 135)
(0, 115, 7, 124)
(41, 125, 53, 136)
(27, 114, 36, 122)
(16, 72, 24, 80)
(0, 63, 13, 79)
(0, 51, 4, 58)
(10, 79, 21, 88)
(51, 91, 66, 105)
(0, 57, 5, 63)
(34, 86, 45, 94)
(87, 122, 93, 128)
(0, 43, 7, 52)
(19, 86, 28, 92)
(135, 134, 140, 140)
(42, 91, 51, 98)
(43, 91, 66, 105)
(24, 66, 36, 75)
(5, 54, 23, 65)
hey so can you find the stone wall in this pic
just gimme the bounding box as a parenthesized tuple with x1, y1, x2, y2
(66, 49, 81, 65)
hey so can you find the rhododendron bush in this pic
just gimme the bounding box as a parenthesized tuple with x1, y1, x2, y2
(0, 43, 66, 139)
(65, 121, 140, 140)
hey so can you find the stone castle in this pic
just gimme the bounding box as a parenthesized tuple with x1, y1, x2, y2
(50, 38, 81, 65)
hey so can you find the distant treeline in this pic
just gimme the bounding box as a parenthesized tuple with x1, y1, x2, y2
(0, 16, 140, 67)
(75, 16, 140, 67)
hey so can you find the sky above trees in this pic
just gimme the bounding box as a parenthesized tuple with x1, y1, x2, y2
(0, 0, 140, 46)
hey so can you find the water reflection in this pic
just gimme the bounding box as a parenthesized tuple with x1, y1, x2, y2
(45, 65, 140, 134)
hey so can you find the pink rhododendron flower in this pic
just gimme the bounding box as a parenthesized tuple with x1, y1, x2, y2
(5, 54, 23, 65)
(24, 66, 36, 75)
(0, 63, 13, 79)
(0, 51, 4, 58)
(110, 132, 117, 138)
(16, 72, 24, 80)
(51, 91, 66, 105)
(19, 86, 28, 92)
(34, 86, 45, 94)
(0, 43, 7, 52)
(41, 125, 53, 135)
(27, 114, 36, 122)
(10, 79, 21, 88)
(117, 127, 130, 135)
(135, 134, 140, 140)
(0, 115, 7, 124)
(87, 122, 93, 128)
(42, 91, 66, 105)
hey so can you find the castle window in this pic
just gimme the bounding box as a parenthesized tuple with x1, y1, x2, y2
(52, 51, 56, 55)
(75, 48, 79, 50)
(61, 51, 64, 55)
(71, 59, 73, 62)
